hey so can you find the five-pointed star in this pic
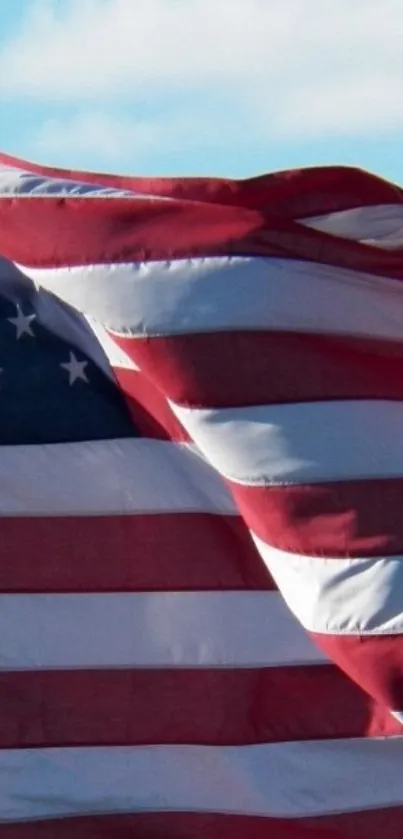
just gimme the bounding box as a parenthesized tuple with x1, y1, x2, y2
(60, 351, 89, 385)
(7, 305, 36, 339)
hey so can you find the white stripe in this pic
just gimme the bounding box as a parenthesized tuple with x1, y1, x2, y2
(252, 534, 403, 635)
(0, 438, 236, 516)
(2, 738, 403, 821)
(170, 399, 403, 485)
(0, 591, 324, 670)
(303, 204, 403, 249)
(0, 164, 150, 199)
(16, 256, 403, 342)
(84, 315, 139, 370)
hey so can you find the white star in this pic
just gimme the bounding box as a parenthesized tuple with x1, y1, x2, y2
(7, 305, 36, 339)
(60, 351, 89, 385)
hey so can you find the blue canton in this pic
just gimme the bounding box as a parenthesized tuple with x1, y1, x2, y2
(0, 279, 139, 445)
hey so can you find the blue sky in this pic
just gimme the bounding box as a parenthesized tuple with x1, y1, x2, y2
(1, 0, 402, 182)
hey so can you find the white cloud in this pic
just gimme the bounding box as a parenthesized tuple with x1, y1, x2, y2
(0, 0, 309, 97)
(1, 0, 402, 144)
(275, 77, 403, 137)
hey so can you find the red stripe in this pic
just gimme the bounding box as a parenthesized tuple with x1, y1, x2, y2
(2, 194, 403, 279)
(0, 665, 397, 749)
(313, 632, 403, 712)
(0, 196, 265, 266)
(231, 478, 403, 559)
(114, 368, 189, 441)
(118, 331, 403, 408)
(2, 151, 402, 215)
(0, 809, 401, 839)
(0, 513, 268, 593)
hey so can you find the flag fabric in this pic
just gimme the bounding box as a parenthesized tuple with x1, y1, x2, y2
(1, 153, 403, 838)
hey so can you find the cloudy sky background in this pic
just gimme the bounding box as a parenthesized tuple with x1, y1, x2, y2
(1, 0, 402, 180)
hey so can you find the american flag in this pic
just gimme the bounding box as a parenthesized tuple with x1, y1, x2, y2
(1, 152, 403, 838)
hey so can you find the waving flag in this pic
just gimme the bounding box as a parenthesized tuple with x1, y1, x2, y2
(1, 153, 403, 838)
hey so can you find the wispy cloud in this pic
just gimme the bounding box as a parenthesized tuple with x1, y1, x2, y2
(34, 112, 162, 160)
(1, 0, 402, 161)
(32, 105, 253, 167)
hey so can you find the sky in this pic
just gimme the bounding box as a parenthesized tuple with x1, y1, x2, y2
(0, 0, 402, 182)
